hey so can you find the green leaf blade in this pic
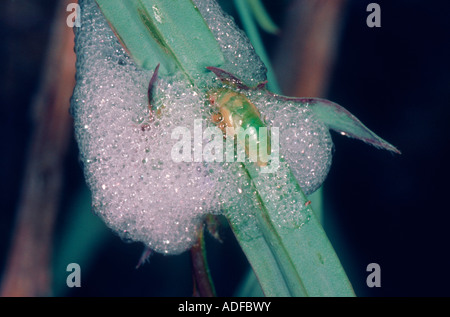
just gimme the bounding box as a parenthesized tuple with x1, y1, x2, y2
(243, 160, 355, 297)
(308, 98, 401, 154)
(229, 226, 293, 296)
(95, 0, 176, 74)
(95, 0, 225, 85)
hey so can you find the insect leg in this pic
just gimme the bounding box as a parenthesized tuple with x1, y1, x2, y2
(135, 246, 153, 269)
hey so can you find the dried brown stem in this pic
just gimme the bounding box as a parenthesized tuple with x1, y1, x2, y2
(274, 0, 347, 97)
(0, 0, 76, 297)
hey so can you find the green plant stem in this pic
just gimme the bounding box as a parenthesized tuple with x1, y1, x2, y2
(242, 161, 354, 296)
(232, 0, 326, 294)
(247, 0, 280, 35)
(95, 0, 225, 87)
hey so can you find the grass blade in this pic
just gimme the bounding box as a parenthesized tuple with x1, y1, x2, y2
(95, 0, 225, 85)
(242, 160, 355, 296)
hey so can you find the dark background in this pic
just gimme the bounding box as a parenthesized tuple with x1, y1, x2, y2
(1, 0, 449, 296)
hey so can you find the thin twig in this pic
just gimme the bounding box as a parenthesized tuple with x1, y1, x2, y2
(0, 0, 76, 296)
(190, 223, 216, 297)
(274, 0, 347, 97)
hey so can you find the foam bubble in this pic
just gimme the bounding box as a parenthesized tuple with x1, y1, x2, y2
(194, 0, 267, 85)
(250, 92, 334, 195)
(73, 0, 214, 254)
(72, 0, 334, 254)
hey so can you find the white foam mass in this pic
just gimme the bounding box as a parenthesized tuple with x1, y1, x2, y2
(251, 92, 333, 195)
(72, 0, 333, 254)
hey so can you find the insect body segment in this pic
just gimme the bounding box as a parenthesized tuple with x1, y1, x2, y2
(208, 88, 271, 167)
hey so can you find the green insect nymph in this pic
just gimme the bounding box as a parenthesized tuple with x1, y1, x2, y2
(208, 88, 271, 167)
